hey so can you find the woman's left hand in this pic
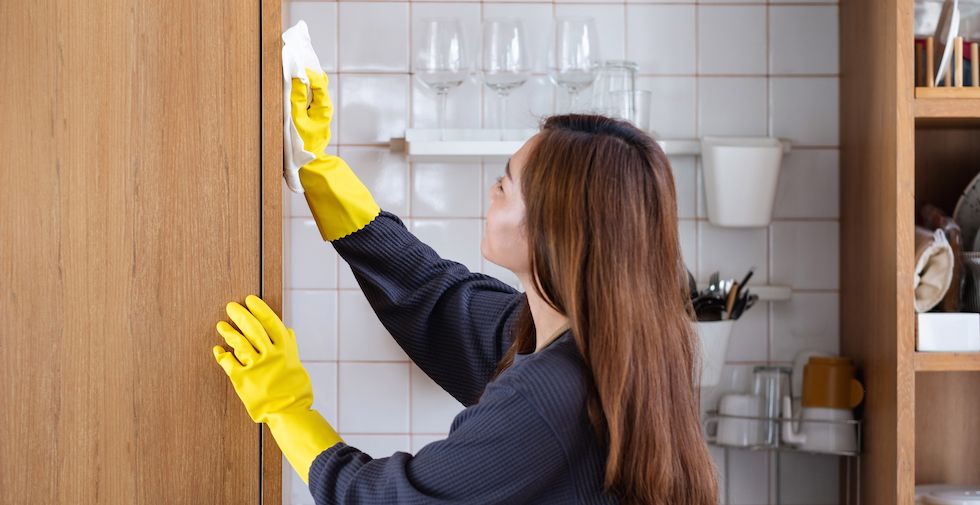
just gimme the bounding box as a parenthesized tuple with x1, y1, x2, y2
(212, 295, 314, 423)
(212, 295, 343, 484)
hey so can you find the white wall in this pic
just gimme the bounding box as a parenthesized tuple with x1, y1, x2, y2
(282, 1, 841, 503)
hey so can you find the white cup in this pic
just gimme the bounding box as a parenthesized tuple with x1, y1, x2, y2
(781, 396, 858, 454)
(797, 407, 857, 453)
(715, 394, 764, 447)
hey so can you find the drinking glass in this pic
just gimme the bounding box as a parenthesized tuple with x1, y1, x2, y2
(415, 18, 470, 139)
(481, 18, 530, 132)
(548, 17, 600, 112)
(752, 365, 792, 447)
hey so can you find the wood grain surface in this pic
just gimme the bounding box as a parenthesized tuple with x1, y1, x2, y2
(915, 373, 980, 484)
(262, 0, 285, 502)
(0, 0, 281, 503)
(840, 0, 916, 503)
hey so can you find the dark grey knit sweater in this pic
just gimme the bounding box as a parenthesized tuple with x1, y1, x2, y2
(309, 210, 618, 505)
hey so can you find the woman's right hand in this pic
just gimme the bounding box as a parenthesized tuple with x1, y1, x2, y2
(290, 68, 380, 242)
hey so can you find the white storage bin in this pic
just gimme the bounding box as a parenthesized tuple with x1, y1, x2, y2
(695, 320, 735, 387)
(701, 136, 784, 228)
(917, 312, 980, 352)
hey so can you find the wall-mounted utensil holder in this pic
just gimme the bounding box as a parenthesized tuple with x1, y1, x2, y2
(701, 136, 785, 228)
(696, 320, 734, 387)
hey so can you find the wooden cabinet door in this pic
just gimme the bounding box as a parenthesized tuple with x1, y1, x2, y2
(0, 0, 283, 503)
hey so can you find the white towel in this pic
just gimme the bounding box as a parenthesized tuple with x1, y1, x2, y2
(914, 227, 955, 313)
(281, 20, 325, 193)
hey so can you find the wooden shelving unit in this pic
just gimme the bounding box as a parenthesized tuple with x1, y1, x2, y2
(843, 2, 980, 504)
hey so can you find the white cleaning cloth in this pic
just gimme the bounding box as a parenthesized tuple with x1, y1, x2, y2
(281, 20, 325, 193)
(914, 227, 955, 313)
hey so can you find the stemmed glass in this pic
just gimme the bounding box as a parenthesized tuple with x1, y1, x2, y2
(415, 18, 470, 140)
(480, 18, 530, 134)
(548, 17, 600, 113)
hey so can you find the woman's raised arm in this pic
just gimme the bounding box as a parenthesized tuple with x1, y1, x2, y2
(288, 69, 524, 405)
(331, 211, 524, 406)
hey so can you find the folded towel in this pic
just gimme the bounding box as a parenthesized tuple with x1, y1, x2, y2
(920, 204, 963, 311)
(914, 227, 955, 312)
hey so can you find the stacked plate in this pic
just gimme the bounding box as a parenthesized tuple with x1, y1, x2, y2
(917, 485, 980, 505)
(953, 174, 980, 311)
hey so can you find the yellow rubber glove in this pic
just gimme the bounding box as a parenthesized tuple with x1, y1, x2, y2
(291, 68, 380, 241)
(213, 295, 342, 483)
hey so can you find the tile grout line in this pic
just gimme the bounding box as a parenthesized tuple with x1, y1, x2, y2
(406, 0, 416, 435)
(764, 4, 775, 497)
(334, 0, 343, 422)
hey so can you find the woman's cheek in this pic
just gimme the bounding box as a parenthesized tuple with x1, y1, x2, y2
(481, 212, 501, 261)
(500, 210, 530, 273)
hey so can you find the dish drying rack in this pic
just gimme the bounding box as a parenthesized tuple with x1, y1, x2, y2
(702, 410, 862, 505)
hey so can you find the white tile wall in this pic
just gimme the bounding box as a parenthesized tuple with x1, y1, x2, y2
(699, 77, 769, 136)
(338, 3, 409, 72)
(769, 6, 839, 75)
(626, 4, 696, 74)
(283, 1, 841, 504)
(698, 5, 767, 75)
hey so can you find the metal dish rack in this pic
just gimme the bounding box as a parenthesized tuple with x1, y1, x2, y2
(703, 410, 862, 505)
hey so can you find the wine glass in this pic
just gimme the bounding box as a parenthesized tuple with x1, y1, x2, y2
(548, 17, 600, 113)
(481, 18, 530, 134)
(415, 18, 470, 140)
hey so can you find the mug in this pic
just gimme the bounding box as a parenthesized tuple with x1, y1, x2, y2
(802, 356, 864, 409)
(714, 394, 764, 447)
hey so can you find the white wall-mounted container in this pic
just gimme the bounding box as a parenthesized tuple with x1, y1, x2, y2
(701, 136, 785, 228)
(696, 320, 735, 387)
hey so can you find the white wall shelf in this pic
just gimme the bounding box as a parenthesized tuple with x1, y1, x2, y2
(391, 129, 791, 162)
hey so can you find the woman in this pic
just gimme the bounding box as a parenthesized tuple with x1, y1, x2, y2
(212, 68, 718, 504)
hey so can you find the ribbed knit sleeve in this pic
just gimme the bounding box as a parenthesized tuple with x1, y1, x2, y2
(308, 379, 575, 505)
(330, 210, 525, 406)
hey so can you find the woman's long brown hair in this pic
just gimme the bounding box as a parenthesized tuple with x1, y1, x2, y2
(494, 114, 718, 504)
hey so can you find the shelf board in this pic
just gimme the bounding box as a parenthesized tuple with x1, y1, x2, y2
(914, 96, 980, 124)
(913, 352, 980, 372)
(393, 129, 791, 161)
(915, 87, 980, 99)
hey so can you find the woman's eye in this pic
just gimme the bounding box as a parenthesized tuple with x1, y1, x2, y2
(494, 176, 504, 191)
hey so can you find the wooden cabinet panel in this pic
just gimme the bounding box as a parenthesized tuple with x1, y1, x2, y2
(0, 0, 281, 503)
